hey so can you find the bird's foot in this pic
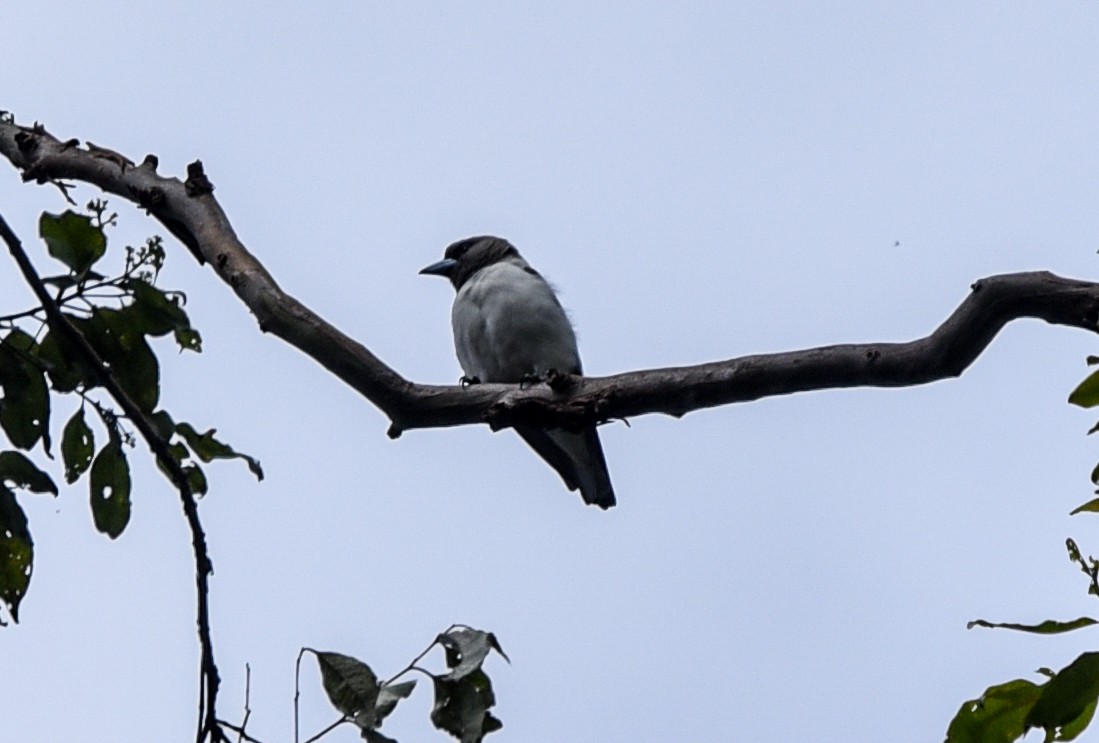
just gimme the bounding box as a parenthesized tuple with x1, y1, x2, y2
(518, 372, 542, 390)
(544, 368, 575, 392)
(459, 375, 481, 387)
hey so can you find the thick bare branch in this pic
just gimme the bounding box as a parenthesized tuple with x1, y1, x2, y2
(3, 115, 1098, 439)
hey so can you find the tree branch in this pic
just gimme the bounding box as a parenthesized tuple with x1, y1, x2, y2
(3, 113, 1098, 440)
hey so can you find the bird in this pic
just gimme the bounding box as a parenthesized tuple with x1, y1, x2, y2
(420, 236, 616, 509)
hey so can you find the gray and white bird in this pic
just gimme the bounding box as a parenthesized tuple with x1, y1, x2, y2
(420, 236, 616, 509)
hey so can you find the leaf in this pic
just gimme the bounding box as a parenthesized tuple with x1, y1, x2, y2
(0, 451, 57, 495)
(438, 628, 510, 681)
(945, 678, 1041, 743)
(430, 670, 502, 743)
(147, 410, 175, 440)
(313, 650, 380, 720)
(0, 330, 51, 452)
(173, 326, 202, 352)
(0, 487, 33, 622)
(61, 409, 95, 484)
(183, 464, 207, 497)
(38, 211, 107, 275)
(125, 279, 193, 339)
(1071, 497, 1099, 515)
(353, 680, 417, 740)
(1070, 370, 1099, 408)
(1058, 698, 1098, 741)
(966, 617, 1099, 635)
(175, 423, 263, 480)
(84, 309, 160, 412)
(373, 680, 416, 724)
(1026, 653, 1099, 739)
(89, 442, 131, 539)
(36, 324, 97, 393)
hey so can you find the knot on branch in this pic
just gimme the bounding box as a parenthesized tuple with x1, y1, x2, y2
(185, 160, 215, 196)
(13, 130, 37, 156)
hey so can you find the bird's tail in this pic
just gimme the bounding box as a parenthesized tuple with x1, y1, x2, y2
(516, 425, 616, 509)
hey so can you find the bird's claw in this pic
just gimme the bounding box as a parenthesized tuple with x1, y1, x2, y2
(518, 372, 543, 390)
(460, 375, 481, 387)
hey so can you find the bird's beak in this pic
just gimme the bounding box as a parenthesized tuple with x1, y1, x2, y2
(419, 258, 457, 277)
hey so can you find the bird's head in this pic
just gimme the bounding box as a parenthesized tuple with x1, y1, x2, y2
(419, 235, 517, 290)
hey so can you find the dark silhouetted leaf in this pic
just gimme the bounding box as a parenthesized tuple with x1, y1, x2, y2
(430, 669, 502, 743)
(438, 628, 510, 681)
(373, 681, 416, 724)
(1071, 371, 1099, 409)
(0, 451, 57, 495)
(84, 309, 159, 412)
(1059, 698, 1099, 741)
(967, 617, 1098, 635)
(314, 650, 380, 720)
(61, 410, 95, 484)
(0, 330, 50, 452)
(39, 211, 106, 275)
(89, 442, 131, 538)
(175, 423, 263, 480)
(184, 464, 207, 497)
(174, 326, 202, 352)
(148, 410, 175, 440)
(945, 678, 1040, 743)
(37, 324, 98, 393)
(125, 279, 191, 338)
(1072, 498, 1099, 515)
(364, 731, 398, 743)
(0, 486, 32, 622)
(351, 680, 417, 740)
(1026, 653, 1099, 738)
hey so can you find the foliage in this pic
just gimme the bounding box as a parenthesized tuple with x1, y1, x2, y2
(299, 625, 509, 743)
(0, 202, 260, 623)
(944, 364, 1099, 742)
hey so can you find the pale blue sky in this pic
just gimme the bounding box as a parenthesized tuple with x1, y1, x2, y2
(4, 3, 1099, 741)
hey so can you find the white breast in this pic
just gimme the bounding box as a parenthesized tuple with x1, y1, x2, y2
(451, 259, 582, 382)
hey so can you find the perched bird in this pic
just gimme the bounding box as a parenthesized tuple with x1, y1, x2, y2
(420, 236, 616, 509)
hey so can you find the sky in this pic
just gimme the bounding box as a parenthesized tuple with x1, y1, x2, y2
(4, 2, 1099, 741)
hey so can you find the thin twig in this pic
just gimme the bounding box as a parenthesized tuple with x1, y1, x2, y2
(302, 716, 350, 743)
(383, 626, 452, 686)
(215, 720, 266, 743)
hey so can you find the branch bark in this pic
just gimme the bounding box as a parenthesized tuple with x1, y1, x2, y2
(3, 113, 1098, 439)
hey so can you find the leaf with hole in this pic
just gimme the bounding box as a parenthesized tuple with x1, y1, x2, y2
(430, 669, 502, 743)
(0, 451, 57, 495)
(89, 442, 131, 539)
(945, 678, 1040, 743)
(61, 409, 95, 484)
(0, 486, 32, 622)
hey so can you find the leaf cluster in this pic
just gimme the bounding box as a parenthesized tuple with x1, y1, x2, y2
(0, 205, 260, 623)
(305, 626, 509, 743)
